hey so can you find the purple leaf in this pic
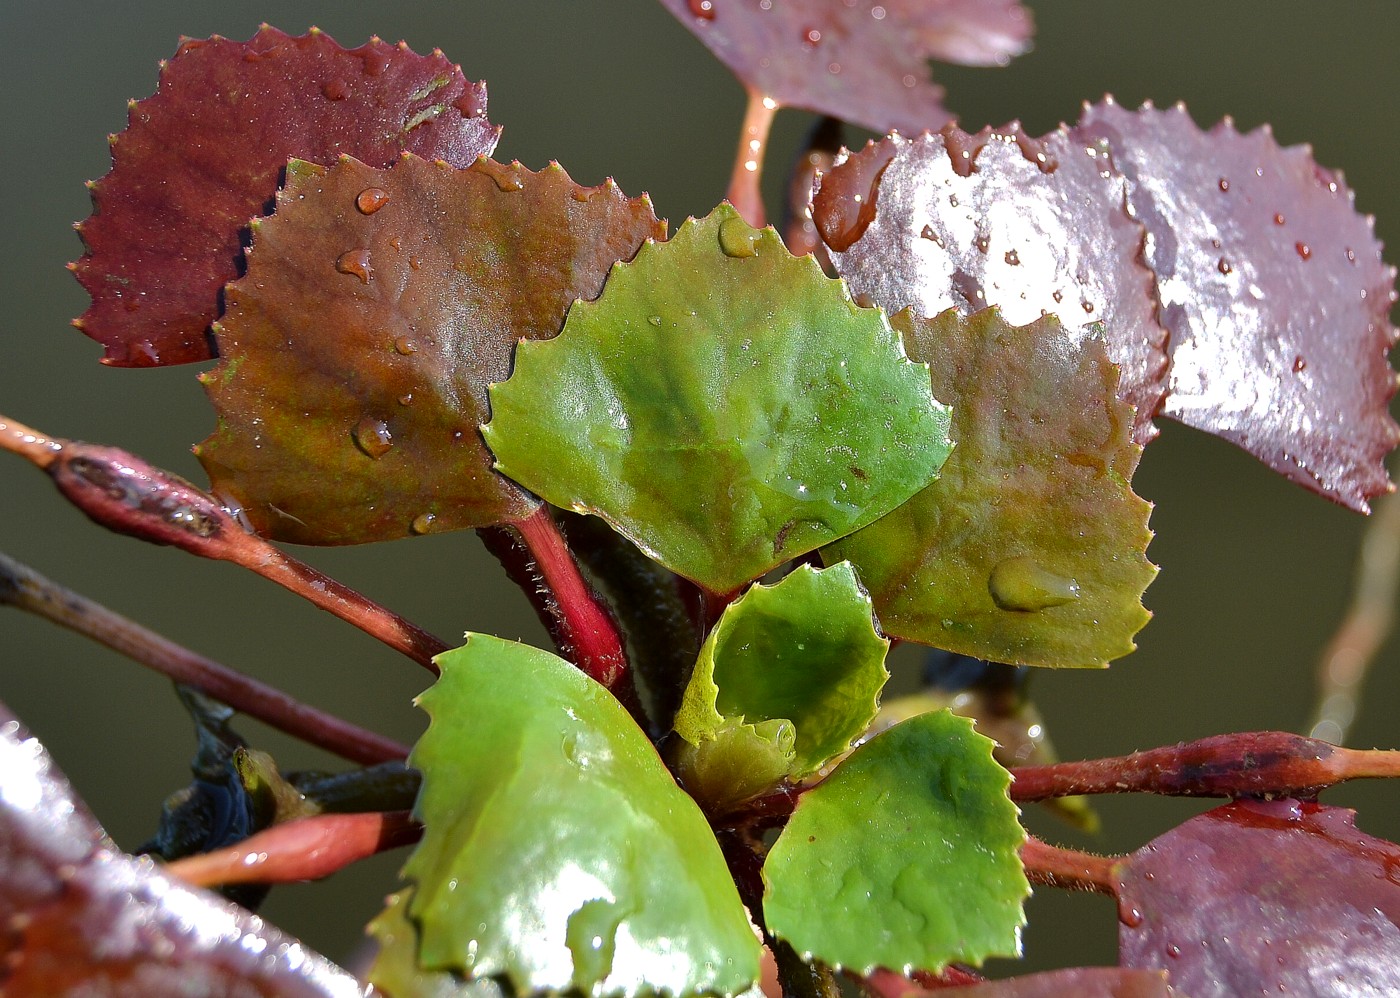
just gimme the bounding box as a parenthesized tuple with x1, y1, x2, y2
(1074, 98, 1400, 510)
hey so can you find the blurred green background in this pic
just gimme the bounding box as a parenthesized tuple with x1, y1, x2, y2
(1, 0, 1397, 978)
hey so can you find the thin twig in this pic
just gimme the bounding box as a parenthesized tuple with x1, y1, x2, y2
(0, 413, 448, 671)
(1020, 836, 1119, 896)
(726, 87, 779, 228)
(1308, 481, 1400, 744)
(1010, 730, 1400, 802)
(0, 551, 409, 765)
(782, 116, 844, 262)
(165, 810, 420, 887)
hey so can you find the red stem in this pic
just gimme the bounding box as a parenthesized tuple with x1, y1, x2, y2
(860, 967, 984, 997)
(0, 551, 408, 765)
(726, 87, 778, 228)
(1010, 731, 1400, 802)
(1020, 836, 1120, 896)
(508, 508, 632, 693)
(0, 415, 448, 672)
(165, 810, 420, 887)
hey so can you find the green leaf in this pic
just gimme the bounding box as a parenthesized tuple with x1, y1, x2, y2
(763, 710, 1028, 975)
(824, 308, 1156, 667)
(483, 204, 951, 593)
(392, 634, 760, 998)
(368, 888, 504, 998)
(198, 154, 663, 544)
(673, 562, 890, 809)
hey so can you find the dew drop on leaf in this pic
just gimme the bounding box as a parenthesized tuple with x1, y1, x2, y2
(718, 215, 761, 258)
(987, 556, 1080, 612)
(356, 187, 391, 214)
(336, 249, 372, 283)
(353, 416, 393, 458)
(410, 511, 436, 534)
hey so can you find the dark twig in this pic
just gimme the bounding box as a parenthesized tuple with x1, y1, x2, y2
(0, 413, 448, 671)
(1010, 730, 1400, 802)
(0, 551, 409, 765)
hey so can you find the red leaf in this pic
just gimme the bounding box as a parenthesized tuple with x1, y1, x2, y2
(812, 127, 1168, 442)
(1074, 98, 1400, 511)
(0, 703, 364, 996)
(72, 26, 500, 368)
(1117, 799, 1400, 997)
(658, 0, 1033, 133)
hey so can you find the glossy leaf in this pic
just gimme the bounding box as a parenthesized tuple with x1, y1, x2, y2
(824, 309, 1155, 668)
(368, 888, 504, 998)
(674, 562, 889, 807)
(1074, 98, 1400, 510)
(813, 127, 1168, 442)
(763, 710, 1028, 974)
(658, 0, 1032, 133)
(395, 634, 760, 997)
(0, 702, 364, 996)
(1117, 799, 1400, 996)
(73, 26, 500, 368)
(198, 155, 663, 544)
(485, 203, 951, 593)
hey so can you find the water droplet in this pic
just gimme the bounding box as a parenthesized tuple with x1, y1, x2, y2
(356, 187, 390, 214)
(718, 215, 760, 257)
(1293, 355, 1307, 373)
(1003, 249, 1021, 266)
(919, 224, 944, 247)
(353, 417, 393, 458)
(688, 0, 715, 20)
(395, 336, 420, 356)
(647, 315, 663, 327)
(1217, 257, 1232, 275)
(1052, 290, 1064, 304)
(1274, 212, 1286, 225)
(988, 556, 1080, 612)
(902, 73, 917, 88)
(1296, 241, 1312, 261)
(399, 393, 414, 406)
(410, 512, 436, 534)
(408, 256, 421, 271)
(1167, 944, 1182, 959)
(565, 900, 621, 987)
(1119, 902, 1144, 928)
(1345, 247, 1357, 264)
(871, 5, 887, 18)
(336, 249, 372, 284)
(1217, 177, 1230, 192)
(1080, 300, 1095, 313)
(802, 26, 823, 46)
(322, 79, 350, 101)
(948, 194, 959, 208)
(478, 159, 525, 192)
(974, 234, 990, 254)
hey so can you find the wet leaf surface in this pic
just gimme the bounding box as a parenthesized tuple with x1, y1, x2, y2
(367, 888, 504, 998)
(1074, 99, 1400, 510)
(485, 204, 951, 593)
(0, 701, 365, 996)
(824, 309, 1155, 668)
(763, 710, 1028, 974)
(813, 128, 1168, 442)
(1117, 799, 1400, 997)
(394, 634, 760, 997)
(658, 0, 1032, 133)
(73, 26, 500, 367)
(673, 562, 889, 808)
(198, 155, 662, 544)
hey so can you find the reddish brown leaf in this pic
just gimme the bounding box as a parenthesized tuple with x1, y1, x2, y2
(1117, 799, 1400, 997)
(0, 703, 364, 996)
(1074, 98, 1400, 511)
(813, 127, 1168, 442)
(658, 0, 1033, 134)
(73, 26, 500, 368)
(929, 967, 1170, 997)
(197, 155, 664, 544)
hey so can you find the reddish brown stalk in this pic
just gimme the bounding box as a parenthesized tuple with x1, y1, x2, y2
(165, 810, 420, 887)
(727, 87, 779, 227)
(0, 414, 447, 672)
(0, 551, 409, 765)
(782, 115, 844, 262)
(859, 967, 985, 997)
(1020, 836, 1119, 896)
(498, 508, 632, 693)
(1010, 730, 1400, 802)
(1309, 481, 1400, 744)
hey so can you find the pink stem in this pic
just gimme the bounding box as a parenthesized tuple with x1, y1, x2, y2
(1020, 836, 1120, 896)
(165, 811, 420, 887)
(1010, 731, 1400, 802)
(513, 508, 631, 691)
(726, 87, 778, 228)
(0, 551, 408, 765)
(0, 415, 448, 672)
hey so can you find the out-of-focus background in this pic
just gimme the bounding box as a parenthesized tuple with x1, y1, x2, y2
(1, 0, 1397, 976)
